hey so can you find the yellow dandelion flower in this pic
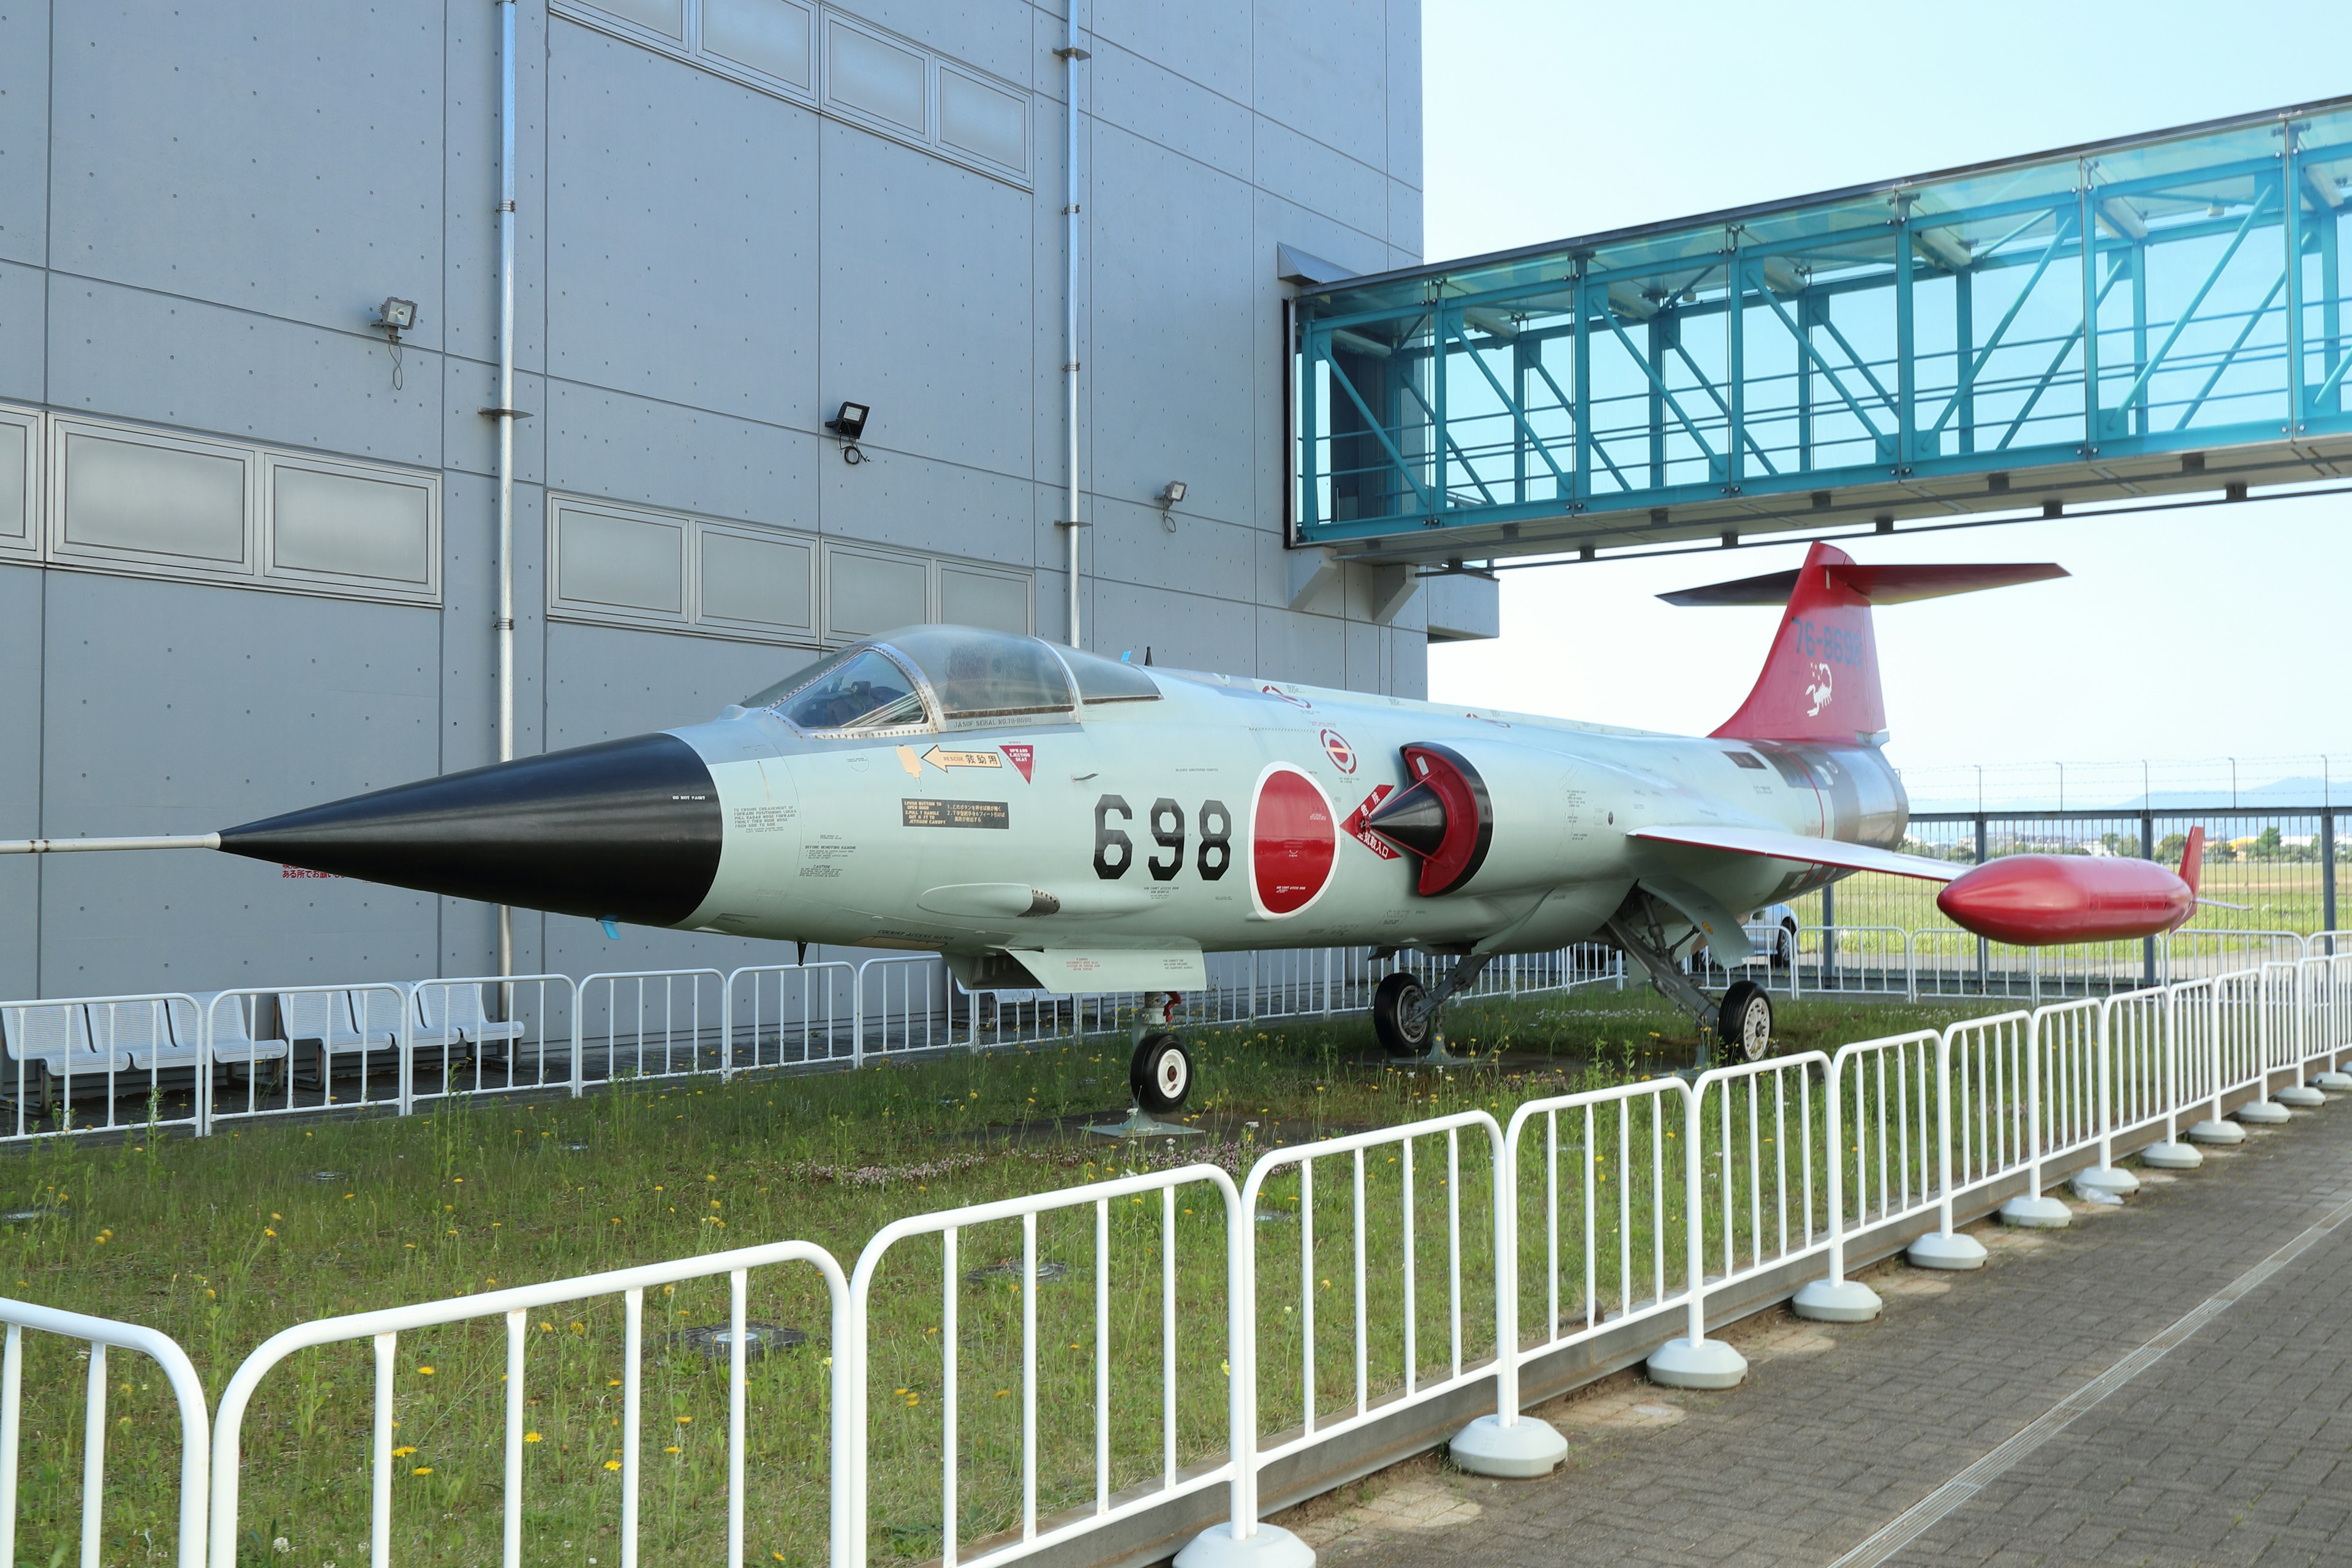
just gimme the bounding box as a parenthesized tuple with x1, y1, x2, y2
(604, 1460, 622, 1471)
(524, 1433, 541, 1443)
(412, 1467, 432, 1476)
(393, 1447, 417, 1457)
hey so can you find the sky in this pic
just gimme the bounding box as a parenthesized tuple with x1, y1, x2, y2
(1418, 0, 2349, 783)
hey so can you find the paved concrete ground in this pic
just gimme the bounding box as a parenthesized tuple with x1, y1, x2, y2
(1277, 1108, 2352, 1567)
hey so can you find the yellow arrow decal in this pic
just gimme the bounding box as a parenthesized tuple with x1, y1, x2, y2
(922, 747, 1003, 771)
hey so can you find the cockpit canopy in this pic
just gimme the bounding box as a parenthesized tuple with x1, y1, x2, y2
(745, 625, 1159, 736)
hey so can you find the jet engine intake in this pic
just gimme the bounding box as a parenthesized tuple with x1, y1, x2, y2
(1365, 742, 1493, 895)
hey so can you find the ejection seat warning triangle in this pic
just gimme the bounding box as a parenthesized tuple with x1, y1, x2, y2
(902, 799, 1009, 829)
(1000, 744, 1035, 782)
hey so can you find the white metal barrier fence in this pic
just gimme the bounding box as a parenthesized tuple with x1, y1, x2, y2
(7, 943, 2352, 1566)
(0, 1298, 211, 1568)
(5, 930, 2339, 1144)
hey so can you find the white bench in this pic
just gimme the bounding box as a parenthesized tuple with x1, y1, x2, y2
(0, 996, 287, 1112)
(412, 984, 528, 1054)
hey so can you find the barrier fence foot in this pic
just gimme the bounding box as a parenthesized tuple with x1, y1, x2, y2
(2073, 1165, 2139, 1196)
(1174, 1523, 1316, 1568)
(2313, 1071, 2352, 1092)
(1792, 1276, 1883, 1322)
(2235, 1099, 2293, 1125)
(2139, 1140, 2204, 1170)
(1999, 1193, 2071, 1229)
(2276, 1084, 2328, 1109)
(1907, 1229, 1988, 1270)
(1646, 1335, 1746, 1389)
(1449, 1412, 1569, 1478)
(2187, 1119, 2247, 1145)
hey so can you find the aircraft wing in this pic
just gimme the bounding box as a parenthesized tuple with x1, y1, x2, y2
(1630, 824, 1964, 883)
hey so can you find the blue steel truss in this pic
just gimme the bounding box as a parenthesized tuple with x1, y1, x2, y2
(1291, 99, 2352, 562)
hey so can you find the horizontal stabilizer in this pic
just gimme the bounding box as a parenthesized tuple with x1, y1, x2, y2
(1659, 561, 2067, 607)
(1630, 823, 1962, 883)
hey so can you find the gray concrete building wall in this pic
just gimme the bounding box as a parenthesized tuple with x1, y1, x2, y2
(0, 1, 1445, 998)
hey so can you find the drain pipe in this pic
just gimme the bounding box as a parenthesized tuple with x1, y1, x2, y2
(489, 0, 519, 977)
(1055, 13, 1088, 647)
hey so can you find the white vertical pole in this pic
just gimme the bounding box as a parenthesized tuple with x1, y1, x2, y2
(493, 0, 519, 979)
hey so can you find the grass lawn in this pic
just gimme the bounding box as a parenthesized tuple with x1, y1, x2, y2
(6, 986, 1996, 1568)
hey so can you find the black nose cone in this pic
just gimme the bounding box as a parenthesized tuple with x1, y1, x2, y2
(219, 733, 722, 926)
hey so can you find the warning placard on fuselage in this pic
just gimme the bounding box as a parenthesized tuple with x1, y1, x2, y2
(902, 799, 1010, 829)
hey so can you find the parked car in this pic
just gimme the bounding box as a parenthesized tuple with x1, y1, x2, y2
(1689, 903, 1800, 972)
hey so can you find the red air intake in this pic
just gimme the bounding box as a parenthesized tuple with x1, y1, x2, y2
(1364, 743, 1493, 896)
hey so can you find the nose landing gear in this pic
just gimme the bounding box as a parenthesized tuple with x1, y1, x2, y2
(1091, 992, 1205, 1140)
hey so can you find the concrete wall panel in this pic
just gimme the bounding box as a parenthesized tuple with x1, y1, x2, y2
(1090, 40, 1251, 182)
(1253, 0, 1389, 167)
(1088, 126, 1256, 530)
(37, 571, 440, 993)
(821, 448, 1034, 565)
(1088, 579, 1255, 674)
(0, 566, 41, 998)
(0, 3, 47, 270)
(49, 282, 442, 466)
(0, 263, 42, 404)
(1091, 0, 1251, 107)
(823, 123, 1033, 476)
(548, 23, 820, 423)
(1255, 605, 1346, 688)
(51, 4, 443, 342)
(544, 383, 816, 529)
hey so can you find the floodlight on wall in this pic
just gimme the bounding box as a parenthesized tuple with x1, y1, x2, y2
(371, 297, 420, 390)
(1155, 479, 1187, 531)
(826, 401, 870, 464)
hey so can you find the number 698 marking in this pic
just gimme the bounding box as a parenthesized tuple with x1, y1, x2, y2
(1097, 794, 1229, 882)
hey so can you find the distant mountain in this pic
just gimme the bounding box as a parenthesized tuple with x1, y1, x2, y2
(1904, 776, 2343, 815)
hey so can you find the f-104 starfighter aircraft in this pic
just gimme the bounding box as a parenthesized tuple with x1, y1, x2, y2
(4, 541, 2210, 1113)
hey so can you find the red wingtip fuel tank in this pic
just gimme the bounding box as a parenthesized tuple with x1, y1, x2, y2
(1934, 852, 2196, 945)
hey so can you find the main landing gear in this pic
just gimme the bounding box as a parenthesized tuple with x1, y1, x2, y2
(1602, 914, 1775, 1069)
(1371, 954, 1493, 1061)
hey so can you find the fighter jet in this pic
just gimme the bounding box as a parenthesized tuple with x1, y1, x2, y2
(3, 541, 2200, 1113)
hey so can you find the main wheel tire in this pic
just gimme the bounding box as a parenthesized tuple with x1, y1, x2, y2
(1371, 971, 1433, 1057)
(1717, 980, 1773, 1064)
(1129, 1031, 1192, 1114)
(1774, 921, 1798, 969)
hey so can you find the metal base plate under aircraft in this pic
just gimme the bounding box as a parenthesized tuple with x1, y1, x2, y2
(2, 543, 2211, 1115)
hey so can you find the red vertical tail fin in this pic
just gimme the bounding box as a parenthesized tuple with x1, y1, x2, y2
(1659, 545, 2068, 747)
(1707, 541, 1887, 745)
(2177, 826, 2204, 899)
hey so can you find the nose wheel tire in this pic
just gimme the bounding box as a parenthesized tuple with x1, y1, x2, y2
(1717, 980, 1774, 1064)
(1130, 1031, 1192, 1114)
(1372, 971, 1434, 1058)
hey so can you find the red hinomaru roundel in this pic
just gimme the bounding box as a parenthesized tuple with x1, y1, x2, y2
(1250, 763, 1336, 918)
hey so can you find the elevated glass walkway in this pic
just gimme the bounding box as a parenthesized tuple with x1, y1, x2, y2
(1290, 98, 2352, 565)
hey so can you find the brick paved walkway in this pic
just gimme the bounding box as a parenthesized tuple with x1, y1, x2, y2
(1280, 1109, 2352, 1567)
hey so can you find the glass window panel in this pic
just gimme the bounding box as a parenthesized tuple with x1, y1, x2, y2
(0, 423, 24, 542)
(938, 69, 1025, 170)
(700, 528, 811, 627)
(827, 548, 927, 638)
(771, 647, 928, 732)
(886, 625, 1072, 718)
(584, 0, 682, 40)
(557, 507, 684, 614)
(826, 22, 925, 133)
(1059, 647, 1160, 703)
(271, 465, 432, 584)
(937, 566, 1030, 634)
(63, 432, 246, 563)
(702, 0, 810, 89)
